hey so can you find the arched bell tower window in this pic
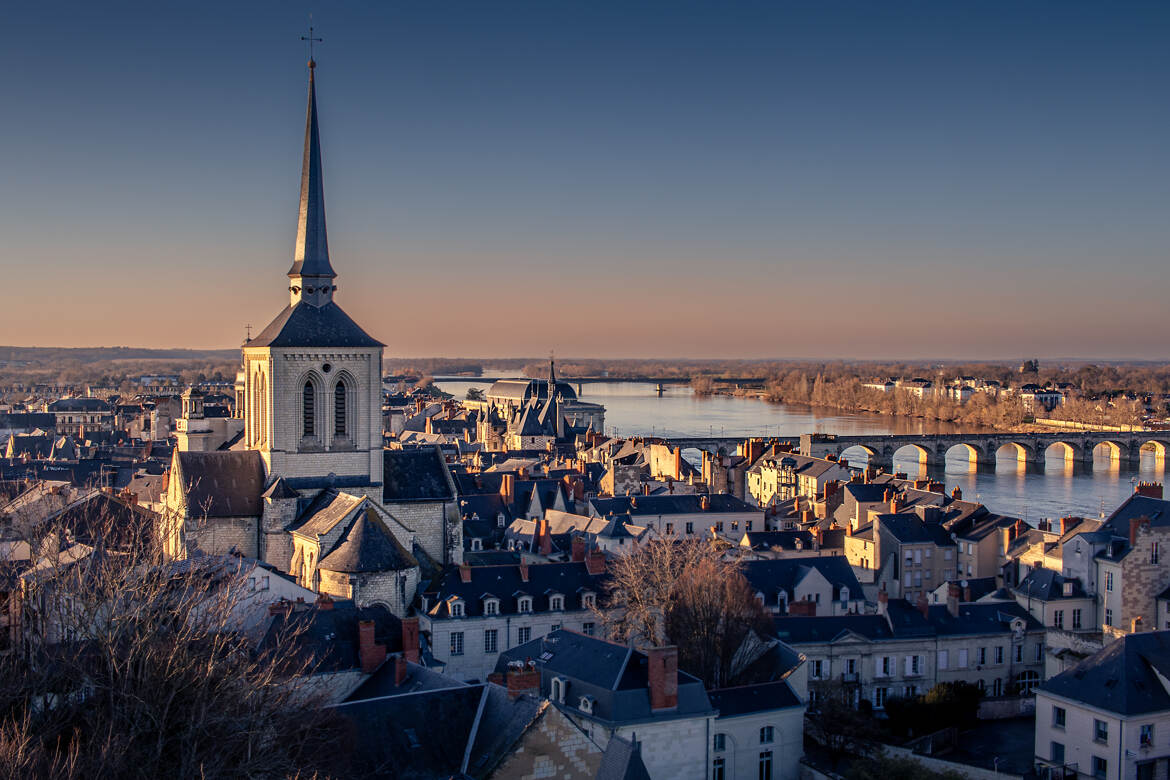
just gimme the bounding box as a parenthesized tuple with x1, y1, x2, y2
(334, 381, 348, 436)
(303, 381, 316, 437)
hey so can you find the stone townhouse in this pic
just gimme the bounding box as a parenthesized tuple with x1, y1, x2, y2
(420, 556, 610, 681)
(589, 493, 763, 540)
(774, 588, 1046, 709)
(707, 675, 808, 780)
(746, 452, 850, 508)
(1094, 487, 1170, 638)
(741, 557, 867, 617)
(1014, 567, 1096, 635)
(1035, 631, 1170, 780)
(494, 631, 718, 780)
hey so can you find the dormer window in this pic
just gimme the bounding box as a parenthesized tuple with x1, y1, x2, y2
(581, 592, 596, 609)
(450, 599, 465, 618)
(840, 586, 850, 603)
(550, 594, 564, 611)
(551, 676, 569, 703)
(755, 591, 765, 605)
(471, 538, 483, 552)
(518, 596, 532, 613)
(578, 695, 595, 714)
(497, 513, 506, 528)
(484, 598, 499, 616)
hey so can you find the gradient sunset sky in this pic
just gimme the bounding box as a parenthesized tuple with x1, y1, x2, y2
(4, 1, 1168, 359)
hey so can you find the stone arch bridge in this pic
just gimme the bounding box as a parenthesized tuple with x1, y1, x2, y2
(798, 432, 1170, 472)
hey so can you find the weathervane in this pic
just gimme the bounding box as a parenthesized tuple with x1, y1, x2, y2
(301, 21, 323, 66)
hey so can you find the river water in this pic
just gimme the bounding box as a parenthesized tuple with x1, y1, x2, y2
(433, 378, 1165, 523)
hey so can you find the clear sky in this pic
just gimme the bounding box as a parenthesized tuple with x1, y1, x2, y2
(4, 1, 1168, 359)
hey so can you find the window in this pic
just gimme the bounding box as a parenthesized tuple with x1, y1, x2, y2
(550, 677, 566, 703)
(879, 656, 892, 677)
(1094, 719, 1108, 743)
(874, 687, 888, 709)
(517, 626, 532, 644)
(450, 632, 464, 656)
(759, 725, 774, 744)
(1105, 608, 1113, 626)
(1141, 723, 1154, 746)
(302, 381, 315, 437)
(713, 733, 726, 752)
(958, 649, 968, 668)
(1053, 610, 1064, 629)
(1073, 609, 1082, 630)
(582, 622, 595, 636)
(518, 597, 532, 613)
(685, 522, 694, 534)
(1051, 742, 1065, 764)
(1092, 756, 1107, 779)
(451, 601, 464, 617)
(811, 660, 823, 679)
(712, 757, 726, 780)
(994, 647, 1004, 665)
(665, 523, 674, 535)
(938, 650, 948, 670)
(484, 599, 498, 616)
(1106, 571, 1114, 591)
(758, 750, 773, 780)
(978, 647, 987, 665)
(1052, 706, 1066, 729)
(1017, 670, 1040, 695)
(333, 382, 347, 436)
(582, 593, 595, 609)
(1153, 542, 1161, 565)
(1014, 645, 1022, 663)
(846, 658, 856, 674)
(550, 595, 563, 611)
(497, 513, 506, 528)
(1036, 643, 1044, 662)
(484, 629, 498, 654)
(746, 521, 753, 532)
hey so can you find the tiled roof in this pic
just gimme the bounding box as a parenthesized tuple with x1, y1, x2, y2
(1040, 631, 1170, 716)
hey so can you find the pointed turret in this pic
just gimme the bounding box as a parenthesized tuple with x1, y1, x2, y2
(287, 59, 336, 308)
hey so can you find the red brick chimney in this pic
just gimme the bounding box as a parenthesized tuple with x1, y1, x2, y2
(916, 591, 930, 619)
(951, 485, 962, 500)
(946, 583, 961, 618)
(1130, 516, 1150, 547)
(674, 448, 683, 480)
(883, 488, 894, 504)
(538, 519, 552, 556)
(1059, 517, 1070, 536)
(519, 563, 529, 582)
(890, 495, 902, 514)
(500, 473, 515, 504)
(787, 599, 817, 617)
(877, 585, 889, 615)
(358, 620, 387, 674)
(506, 661, 541, 700)
(401, 617, 420, 663)
(317, 593, 334, 610)
(585, 549, 606, 575)
(571, 535, 586, 562)
(646, 646, 679, 711)
(394, 654, 408, 686)
(459, 563, 473, 583)
(1136, 482, 1164, 499)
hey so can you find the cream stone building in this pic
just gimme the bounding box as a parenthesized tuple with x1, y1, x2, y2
(161, 59, 460, 618)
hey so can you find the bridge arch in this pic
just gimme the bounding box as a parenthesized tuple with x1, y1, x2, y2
(1140, 439, 1170, 463)
(1092, 440, 1130, 464)
(1044, 440, 1086, 465)
(995, 441, 1041, 469)
(892, 444, 932, 472)
(944, 442, 985, 471)
(839, 445, 877, 470)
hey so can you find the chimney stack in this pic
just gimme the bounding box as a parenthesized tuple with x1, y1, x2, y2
(459, 563, 473, 583)
(506, 660, 541, 699)
(946, 583, 961, 618)
(646, 646, 679, 711)
(585, 548, 606, 576)
(500, 473, 515, 504)
(951, 485, 962, 500)
(401, 617, 420, 663)
(358, 620, 387, 674)
(877, 585, 889, 616)
(1136, 482, 1164, 499)
(317, 593, 334, 610)
(571, 535, 586, 562)
(916, 591, 930, 619)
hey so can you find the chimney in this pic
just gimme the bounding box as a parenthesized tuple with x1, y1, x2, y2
(1059, 517, 1070, 536)
(1130, 516, 1150, 547)
(642, 482, 650, 496)
(787, 599, 817, 617)
(358, 620, 387, 674)
(571, 535, 586, 562)
(927, 480, 944, 494)
(951, 485, 962, 500)
(674, 447, 683, 480)
(500, 473, 515, 504)
(877, 585, 888, 616)
(889, 495, 902, 514)
(883, 488, 893, 504)
(963, 582, 972, 602)
(824, 480, 840, 502)
(538, 519, 552, 556)
(585, 548, 606, 576)
(1133, 616, 1144, 634)
(459, 563, 473, 583)
(916, 591, 930, 619)
(394, 654, 408, 686)
(401, 617, 420, 663)
(506, 661, 541, 699)
(317, 593, 334, 610)
(700, 495, 710, 511)
(646, 646, 679, 711)
(519, 563, 529, 582)
(1136, 482, 1164, 499)
(801, 508, 815, 526)
(946, 583, 961, 618)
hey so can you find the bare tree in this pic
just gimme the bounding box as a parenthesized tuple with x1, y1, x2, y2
(0, 502, 348, 779)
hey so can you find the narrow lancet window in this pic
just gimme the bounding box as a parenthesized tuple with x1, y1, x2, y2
(303, 381, 315, 437)
(334, 383, 347, 436)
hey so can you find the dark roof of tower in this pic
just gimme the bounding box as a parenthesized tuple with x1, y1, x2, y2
(287, 64, 334, 280)
(174, 450, 264, 518)
(319, 508, 418, 573)
(382, 448, 456, 503)
(248, 301, 384, 348)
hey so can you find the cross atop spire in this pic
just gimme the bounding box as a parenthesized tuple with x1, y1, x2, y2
(301, 25, 322, 66)
(287, 53, 336, 307)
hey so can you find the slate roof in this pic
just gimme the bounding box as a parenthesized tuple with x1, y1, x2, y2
(590, 494, 758, 517)
(708, 680, 803, 717)
(46, 398, 111, 412)
(495, 630, 713, 725)
(288, 490, 366, 538)
(741, 556, 864, 606)
(740, 531, 816, 551)
(1015, 568, 1088, 601)
(875, 513, 957, 546)
(249, 301, 383, 348)
(773, 598, 1040, 644)
(1039, 631, 1170, 716)
(596, 736, 653, 780)
(260, 600, 401, 673)
(319, 508, 418, 573)
(382, 447, 455, 503)
(1102, 493, 1170, 538)
(174, 450, 264, 518)
(261, 476, 299, 499)
(424, 561, 607, 619)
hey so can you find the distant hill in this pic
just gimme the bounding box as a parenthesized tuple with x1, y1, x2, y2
(0, 347, 240, 365)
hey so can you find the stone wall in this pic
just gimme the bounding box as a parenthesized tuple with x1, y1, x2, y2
(487, 703, 603, 779)
(1121, 522, 1170, 633)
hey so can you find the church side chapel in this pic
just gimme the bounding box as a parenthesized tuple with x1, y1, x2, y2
(161, 57, 461, 618)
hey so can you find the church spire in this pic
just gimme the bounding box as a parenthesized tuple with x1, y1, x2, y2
(287, 59, 336, 308)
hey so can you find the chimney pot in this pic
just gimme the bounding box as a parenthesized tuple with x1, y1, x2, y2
(359, 619, 387, 674)
(459, 563, 473, 583)
(401, 617, 420, 664)
(647, 646, 679, 711)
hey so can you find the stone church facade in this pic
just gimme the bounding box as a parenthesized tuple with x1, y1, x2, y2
(161, 58, 460, 617)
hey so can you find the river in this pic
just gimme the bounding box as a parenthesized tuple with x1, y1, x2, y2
(433, 378, 1165, 523)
